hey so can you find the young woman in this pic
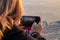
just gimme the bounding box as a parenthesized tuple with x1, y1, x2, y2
(0, 0, 36, 40)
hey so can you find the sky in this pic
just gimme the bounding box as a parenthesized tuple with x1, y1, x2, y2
(22, 0, 60, 23)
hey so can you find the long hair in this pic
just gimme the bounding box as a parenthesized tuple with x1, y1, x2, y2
(0, 0, 22, 39)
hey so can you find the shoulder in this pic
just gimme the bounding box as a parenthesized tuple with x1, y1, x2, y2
(3, 25, 27, 40)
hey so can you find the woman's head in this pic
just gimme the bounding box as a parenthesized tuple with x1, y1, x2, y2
(0, 0, 22, 39)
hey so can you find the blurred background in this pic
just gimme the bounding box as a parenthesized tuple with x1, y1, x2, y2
(22, 0, 60, 40)
(22, 0, 60, 23)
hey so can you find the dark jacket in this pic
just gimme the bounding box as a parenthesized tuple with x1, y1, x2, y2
(2, 25, 27, 40)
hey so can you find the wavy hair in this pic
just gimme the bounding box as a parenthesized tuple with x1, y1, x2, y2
(0, 0, 22, 39)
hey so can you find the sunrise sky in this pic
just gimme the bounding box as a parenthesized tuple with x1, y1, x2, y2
(22, 0, 60, 23)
